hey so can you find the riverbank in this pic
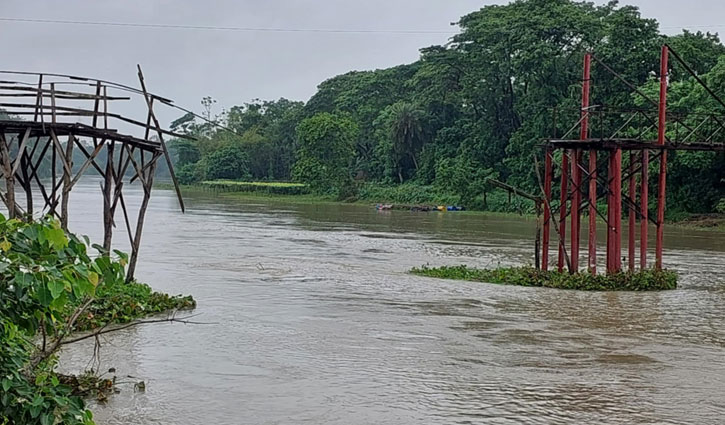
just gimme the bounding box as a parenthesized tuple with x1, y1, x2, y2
(0, 216, 194, 424)
(411, 265, 678, 291)
(159, 180, 725, 231)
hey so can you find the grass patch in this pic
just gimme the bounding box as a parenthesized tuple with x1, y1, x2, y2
(199, 180, 309, 195)
(410, 265, 678, 291)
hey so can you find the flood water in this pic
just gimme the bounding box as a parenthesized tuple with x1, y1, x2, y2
(57, 181, 725, 424)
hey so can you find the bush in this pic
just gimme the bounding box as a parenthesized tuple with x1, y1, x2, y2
(198, 180, 309, 196)
(717, 198, 725, 214)
(176, 162, 204, 185)
(205, 144, 251, 181)
(410, 265, 678, 291)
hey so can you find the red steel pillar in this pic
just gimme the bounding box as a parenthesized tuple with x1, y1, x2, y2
(606, 149, 623, 274)
(571, 152, 581, 273)
(613, 149, 623, 273)
(558, 152, 569, 273)
(640, 150, 649, 269)
(607, 156, 613, 272)
(588, 150, 597, 274)
(542, 150, 553, 271)
(628, 152, 636, 271)
(656, 45, 669, 270)
(571, 53, 591, 274)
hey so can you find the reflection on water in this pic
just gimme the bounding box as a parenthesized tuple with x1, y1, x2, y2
(57, 182, 725, 424)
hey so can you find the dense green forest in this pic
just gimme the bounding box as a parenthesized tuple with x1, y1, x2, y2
(168, 0, 725, 216)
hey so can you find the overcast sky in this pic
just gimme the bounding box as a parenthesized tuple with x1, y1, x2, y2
(2, 0, 724, 123)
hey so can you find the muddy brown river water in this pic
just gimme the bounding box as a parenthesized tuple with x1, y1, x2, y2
(58, 182, 725, 424)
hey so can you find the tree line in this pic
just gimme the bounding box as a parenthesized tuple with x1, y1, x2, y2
(168, 0, 725, 215)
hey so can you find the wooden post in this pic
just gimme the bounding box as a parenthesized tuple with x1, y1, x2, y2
(0, 134, 16, 218)
(20, 147, 32, 216)
(60, 135, 74, 231)
(103, 141, 114, 253)
(126, 153, 157, 283)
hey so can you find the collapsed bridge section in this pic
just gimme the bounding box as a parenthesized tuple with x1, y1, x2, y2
(0, 67, 189, 281)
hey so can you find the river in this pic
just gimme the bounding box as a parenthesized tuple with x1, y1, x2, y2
(57, 181, 725, 424)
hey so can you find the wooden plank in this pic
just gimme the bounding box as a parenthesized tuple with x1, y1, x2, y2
(0, 85, 130, 100)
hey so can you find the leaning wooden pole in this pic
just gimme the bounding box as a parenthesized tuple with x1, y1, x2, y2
(0, 134, 16, 218)
(126, 154, 157, 283)
(60, 135, 74, 231)
(103, 141, 115, 253)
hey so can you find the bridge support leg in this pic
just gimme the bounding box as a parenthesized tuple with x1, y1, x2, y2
(542, 150, 552, 271)
(558, 151, 569, 273)
(103, 141, 115, 254)
(571, 149, 581, 272)
(588, 150, 597, 274)
(607, 149, 623, 274)
(640, 150, 649, 269)
(655, 44, 669, 270)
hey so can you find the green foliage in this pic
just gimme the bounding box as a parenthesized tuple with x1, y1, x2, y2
(166, 0, 724, 214)
(0, 215, 111, 424)
(176, 162, 205, 185)
(411, 265, 678, 291)
(198, 180, 309, 196)
(73, 281, 195, 332)
(293, 113, 358, 197)
(717, 199, 725, 215)
(205, 144, 251, 181)
(0, 216, 195, 424)
(357, 183, 459, 206)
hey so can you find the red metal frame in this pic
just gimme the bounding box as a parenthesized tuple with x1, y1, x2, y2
(539, 44, 720, 275)
(558, 152, 569, 272)
(655, 45, 669, 269)
(542, 151, 552, 271)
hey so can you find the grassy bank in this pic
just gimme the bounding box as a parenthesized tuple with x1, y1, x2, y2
(411, 265, 678, 291)
(0, 216, 195, 424)
(160, 180, 536, 213)
(160, 180, 724, 230)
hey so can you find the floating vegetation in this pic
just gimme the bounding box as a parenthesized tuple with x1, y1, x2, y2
(410, 265, 678, 291)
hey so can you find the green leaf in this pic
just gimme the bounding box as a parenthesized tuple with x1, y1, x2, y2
(50, 291, 68, 311)
(2, 378, 11, 392)
(36, 283, 53, 307)
(48, 280, 65, 299)
(40, 412, 54, 425)
(45, 227, 68, 250)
